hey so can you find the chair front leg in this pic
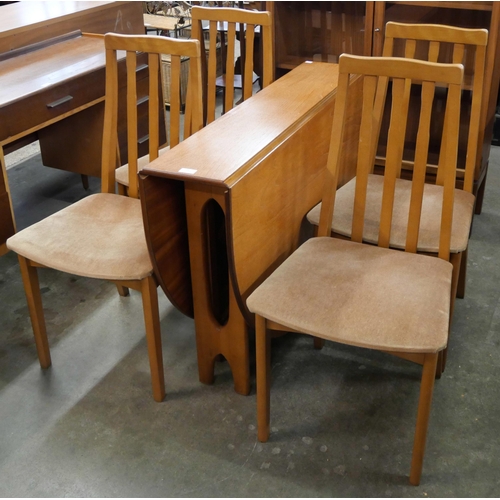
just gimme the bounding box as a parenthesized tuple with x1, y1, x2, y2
(140, 274, 165, 402)
(409, 351, 438, 486)
(256, 314, 271, 442)
(17, 256, 51, 368)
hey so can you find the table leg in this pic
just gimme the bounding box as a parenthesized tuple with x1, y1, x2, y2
(185, 185, 250, 395)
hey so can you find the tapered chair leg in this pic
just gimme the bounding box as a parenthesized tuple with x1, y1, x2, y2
(313, 337, 325, 350)
(457, 247, 467, 299)
(18, 256, 51, 369)
(115, 284, 130, 297)
(140, 274, 165, 402)
(117, 184, 128, 197)
(256, 314, 271, 442)
(81, 174, 89, 190)
(410, 352, 438, 486)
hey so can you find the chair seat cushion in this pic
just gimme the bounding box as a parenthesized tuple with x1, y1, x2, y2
(7, 193, 152, 281)
(115, 146, 170, 187)
(247, 237, 452, 353)
(307, 174, 475, 253)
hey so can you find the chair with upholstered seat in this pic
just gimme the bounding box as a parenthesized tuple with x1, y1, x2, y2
(307, 23, 487, 372)
(308, 22, 488, 297)
(6, 33, 203, 402)
(247, 54, 463, 485)
(190, 5, 273, 125)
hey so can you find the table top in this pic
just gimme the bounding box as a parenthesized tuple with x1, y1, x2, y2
(143, 61, 340, 188)
(0, 34, 105, 108)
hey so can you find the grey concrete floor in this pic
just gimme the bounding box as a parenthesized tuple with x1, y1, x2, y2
(0, 145, 499, 497)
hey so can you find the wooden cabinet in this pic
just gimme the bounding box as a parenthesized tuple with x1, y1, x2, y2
(268, 2, 375, 78)
(267, 1, 500, 212)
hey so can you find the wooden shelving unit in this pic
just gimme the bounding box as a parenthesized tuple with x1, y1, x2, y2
(266, 1, 500, 213)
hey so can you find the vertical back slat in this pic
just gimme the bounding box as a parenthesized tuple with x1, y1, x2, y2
(169, 54, 181, 148)
(207, 21, 218, 123)
(382, 34, 394, 57)
(405, 38, 417, 59)
(396, 78, 412, 178)
(126, 51, 139, 199)
(428, 40, 440, 62)
(406, 81, 435, 252)
(435, 43, 463, 188)
(225, 23, 236, 112)
(438, 82, 462, 261)
(243, 25, 256, 100)
(101, 47, 119, 194)
(464, 44, 485, 193)
(148, 52, 160, 160)
(184, 61, 193, 140)
(191, 18, 207, 125)
(261, 21, 273, 88)
(452, 43, 465, 64)
(318, 72, 350, 238)
(352, 75, 378, 243)
(189, 51, 204, 136)
(378, 77, 408, 247)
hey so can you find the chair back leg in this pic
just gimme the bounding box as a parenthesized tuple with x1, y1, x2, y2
(256, 314, 271, 442)
(18, 256, 51, 369)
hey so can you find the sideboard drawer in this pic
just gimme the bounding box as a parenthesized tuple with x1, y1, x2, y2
(0, 66, 105, 143)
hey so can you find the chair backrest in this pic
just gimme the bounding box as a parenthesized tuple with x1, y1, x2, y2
(319, 54, 464, 261)
(191, 6, 273, 125)
(376, 22, 488, 193)
(101, 33, 203, 198)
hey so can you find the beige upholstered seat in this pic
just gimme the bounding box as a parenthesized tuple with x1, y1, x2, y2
(307, 23, 487, 307)
(7, 194, 151, 281)
(6, 33, 203, 402)
(191, 6, 273, 125)
(248, 237, 451, 353)
(247, 54, 464, 485)
(307, 174, 475, 253)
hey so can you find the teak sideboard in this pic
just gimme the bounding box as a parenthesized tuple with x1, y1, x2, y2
(267, 1, 500, 214)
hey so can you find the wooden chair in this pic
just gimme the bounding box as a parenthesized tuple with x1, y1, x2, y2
(6, 33, 203, 402)
(115, 34, 204, 193)
(190, 5, 273, 125)
(307, 23, 487, 370)
(247, 54, 463, 485)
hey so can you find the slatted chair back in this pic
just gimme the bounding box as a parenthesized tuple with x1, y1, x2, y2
(191, 6, 273, 125)
(318, 54, 464, 261)
(101, 33, 203, 198)
(374, 22, 487, 193)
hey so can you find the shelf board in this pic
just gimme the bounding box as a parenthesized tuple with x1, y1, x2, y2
(387, 1, 493, 12)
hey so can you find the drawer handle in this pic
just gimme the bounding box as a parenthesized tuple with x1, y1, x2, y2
(46, 95, 73, 108)
(138, 134, 149, 145)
